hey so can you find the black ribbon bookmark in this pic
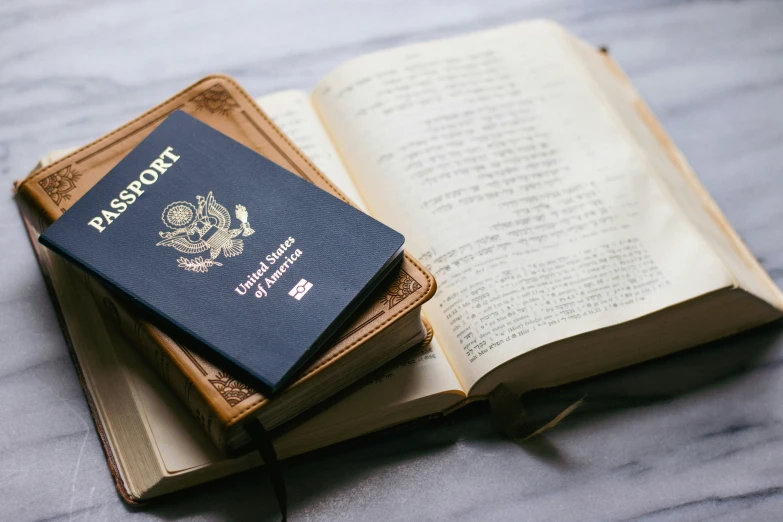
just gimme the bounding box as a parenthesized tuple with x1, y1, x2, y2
(489, 384, 585, 442)
(245, 419, 288, 521)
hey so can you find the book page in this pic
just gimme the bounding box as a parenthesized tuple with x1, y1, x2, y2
(311, 20, 730, 392)
(564, 34, 783, 310)
(256, 90, 369, 212)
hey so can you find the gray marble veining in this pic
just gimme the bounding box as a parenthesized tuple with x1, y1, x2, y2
(2, 0, 783, 520)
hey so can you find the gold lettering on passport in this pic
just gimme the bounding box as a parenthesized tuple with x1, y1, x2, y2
(156, 191, 255, 273)
(234, 236, 303, 299)
(88, 146, 180, 232)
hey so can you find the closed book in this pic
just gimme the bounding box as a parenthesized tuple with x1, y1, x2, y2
(39, 110, 406, 394)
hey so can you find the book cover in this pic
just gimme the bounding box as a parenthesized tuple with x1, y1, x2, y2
(40, 110, 405, 394)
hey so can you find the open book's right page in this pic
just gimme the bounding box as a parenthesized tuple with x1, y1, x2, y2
(311, 20, 731, 393)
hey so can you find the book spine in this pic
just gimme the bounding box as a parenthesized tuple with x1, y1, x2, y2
(83, 276, 230, 451)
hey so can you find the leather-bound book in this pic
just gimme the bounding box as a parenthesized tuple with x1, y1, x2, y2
(16, 75, 436, 455)
(39, 111, 409, 395)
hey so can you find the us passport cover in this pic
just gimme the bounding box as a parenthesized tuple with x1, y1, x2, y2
(40, 111, 405, 394)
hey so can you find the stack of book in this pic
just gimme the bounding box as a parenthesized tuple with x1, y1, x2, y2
(14, 20, 783, 504)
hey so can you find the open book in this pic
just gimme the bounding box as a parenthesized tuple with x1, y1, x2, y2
(21, 19, 783, 501)
(259, 19, 783, 397)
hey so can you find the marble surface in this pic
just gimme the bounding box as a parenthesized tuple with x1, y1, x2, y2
(2, 0, 783, 520)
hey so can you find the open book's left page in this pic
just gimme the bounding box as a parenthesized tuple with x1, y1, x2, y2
(258, 90, 369, 211)
(256, 92, 467, 441)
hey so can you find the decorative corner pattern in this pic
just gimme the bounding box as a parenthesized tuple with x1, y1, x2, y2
(380, 269, 422, 309)
(38, 165, 81, 205)
(209, 371, 255, 407)
(190, 84, 239, 115)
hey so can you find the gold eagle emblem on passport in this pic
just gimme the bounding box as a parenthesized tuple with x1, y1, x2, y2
(156, 191, 255, 272)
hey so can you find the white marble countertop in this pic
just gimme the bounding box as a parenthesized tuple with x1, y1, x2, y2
(2, 0, 783, 520)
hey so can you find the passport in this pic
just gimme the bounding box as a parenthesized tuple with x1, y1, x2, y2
(40, 111, 405, 394)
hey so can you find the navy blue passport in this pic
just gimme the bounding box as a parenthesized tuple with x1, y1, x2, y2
(40, 111, 404, 394)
